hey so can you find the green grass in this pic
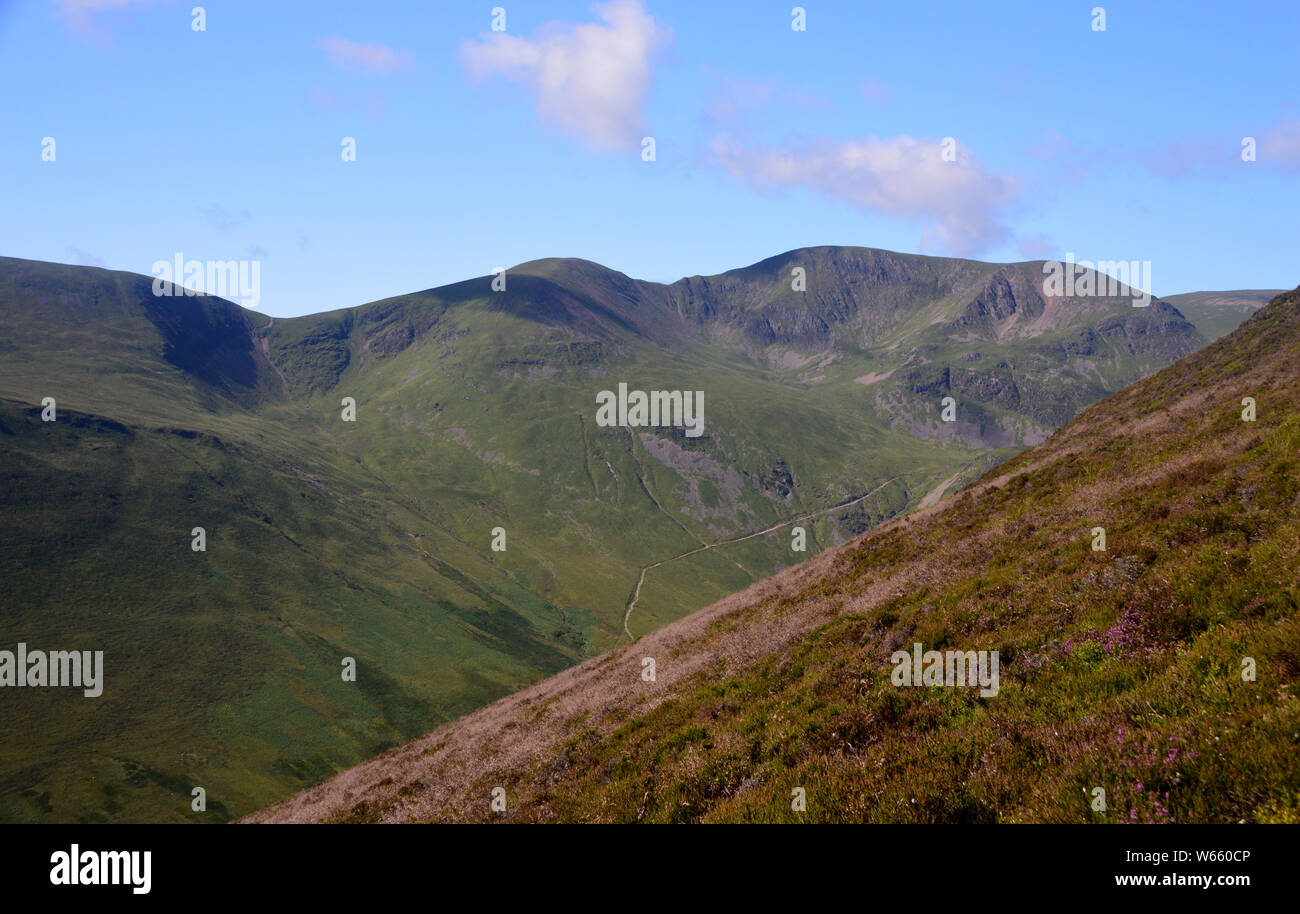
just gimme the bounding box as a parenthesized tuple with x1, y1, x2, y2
(1163, 290, 1283, 341)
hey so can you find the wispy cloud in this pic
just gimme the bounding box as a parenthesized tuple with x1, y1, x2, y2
(52, 0, 154, 40)
(1145, 135, 1235, 178)
(67, 246, 107, 268)
(709, 134, 1020, 257)
(316, 36, 413, 75)
(308, 86, 389, 119)
(198, 204, 251, 232)
(460, 0, 670, 152)
(704, 75, 777, 129)
(857, 78, 889, 104)
(1257, 120, 1300, 172)
(1028, 128, 1072, 162)
(1025, 128, 1093, 182)
(1145, 119, 1300, 177)
(703, 73, 826, 133)
(1015, 235, 1055, 260)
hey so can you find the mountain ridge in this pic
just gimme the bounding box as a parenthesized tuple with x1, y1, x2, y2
(0, 248, 1247, 823)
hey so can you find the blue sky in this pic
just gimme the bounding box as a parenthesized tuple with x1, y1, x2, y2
(2, 0, 1297, 316)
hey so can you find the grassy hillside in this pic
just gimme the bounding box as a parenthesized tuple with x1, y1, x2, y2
(254, 249, 1207, 644)
(0, 259, 588, 822)
(0, 250, 1212, 822)
(1164, 290, 1283, 341)
(0, 398, 586, 823)
(250, 286, 1300, 824)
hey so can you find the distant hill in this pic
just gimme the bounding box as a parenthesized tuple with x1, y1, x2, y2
(249, 286, 1300, 824)
(0, 248, 1213, 822)
(1163, 289, 1284, 341)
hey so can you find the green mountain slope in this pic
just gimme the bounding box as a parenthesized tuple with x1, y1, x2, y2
(250, 286, 1300, 825)
(1163, 289, 1284, 341)
(253, 248, 1207, 641)
(0, 249, 1210, 822)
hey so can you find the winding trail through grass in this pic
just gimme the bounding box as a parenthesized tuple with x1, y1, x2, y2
(622, 475, 905, 639)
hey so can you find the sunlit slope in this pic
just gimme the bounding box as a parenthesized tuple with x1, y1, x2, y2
(250, 286, 1300, 824)
(1164, 289, 1283, 341)
(258, 250, 1205, 641)
(0, 249, 1211, 822)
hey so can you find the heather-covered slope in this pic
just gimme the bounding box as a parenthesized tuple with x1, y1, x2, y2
(250, 286, 1300, 824)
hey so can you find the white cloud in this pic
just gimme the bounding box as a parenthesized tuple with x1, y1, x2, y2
(710, 134, 1020, 257)
(460, 0, 670, 152)
(316, 36, 413, 75)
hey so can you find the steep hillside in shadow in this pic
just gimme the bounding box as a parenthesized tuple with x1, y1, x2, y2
(0, 256, 283, 418)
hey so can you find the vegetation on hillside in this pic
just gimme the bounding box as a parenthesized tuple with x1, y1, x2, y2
(251, 287, 1300, 824)
(0, 251, 1230, 822)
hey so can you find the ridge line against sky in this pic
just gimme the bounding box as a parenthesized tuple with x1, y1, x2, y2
(2, 0, 1297, 317)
